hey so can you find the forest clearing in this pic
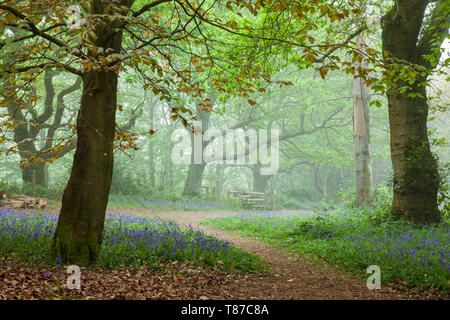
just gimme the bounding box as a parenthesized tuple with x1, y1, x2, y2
(0, 0, 449, 307)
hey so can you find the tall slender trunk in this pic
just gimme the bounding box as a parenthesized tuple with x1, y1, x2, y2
(213, 165, 224, 197)
(381, 0, 444, 224)
(148, 103, 155, 190)
(148, 142, 155, 190)
(165, 144, 174, 189)
(322, 173, 328, 199)
(340, 168, 345, 189)
(353, 34, 373, 207)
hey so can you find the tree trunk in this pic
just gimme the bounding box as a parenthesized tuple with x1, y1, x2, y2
(322, 172, 328, 199)
(340, 167, 345, 189)
(165, 148, 174, 189)
(148, 102, 155, 190)
(51, 69, 119, 265)
(22, 162, 48, 189)
(381, 0, 443, 224)
(183, 163, 206, 196)
(51, 3, 126, 264)
(353, 34, 373, 207)
(148, 146, 155, 190)
(253, 168, 271, 193)
(214, 165, 224, 197)
(182, 106, 211, 196)
(386, 85, 439, 223)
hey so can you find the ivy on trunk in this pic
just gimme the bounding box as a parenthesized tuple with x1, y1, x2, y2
(381, 0, 448, 224)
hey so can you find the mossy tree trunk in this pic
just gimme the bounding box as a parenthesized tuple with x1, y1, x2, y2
(381, 0, 448, 224)
(51, 68, 119, 265)
(51, 1, 130, 265)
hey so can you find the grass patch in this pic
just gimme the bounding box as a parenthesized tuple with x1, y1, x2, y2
(0, 208, 267, 274)
(202, 209, 450, 293)
(107, 194, 240, 211)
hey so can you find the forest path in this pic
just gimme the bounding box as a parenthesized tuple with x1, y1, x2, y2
(107, 208, 438, 299)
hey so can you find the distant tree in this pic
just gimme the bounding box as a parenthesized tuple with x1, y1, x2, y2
(2, 70, 80, 188)
(183, 101, 213, 196)
(353, 33, 373, 206)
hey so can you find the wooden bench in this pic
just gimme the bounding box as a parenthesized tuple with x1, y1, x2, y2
(228, 190, 274, 210)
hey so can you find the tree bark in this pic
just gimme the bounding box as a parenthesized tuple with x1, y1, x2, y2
(3, 59, 80, 189)
(213, 165, 224, 197)
(148, 102, 156, 190)
(322, 172, 328, 200)
(314, 166, 329, 199)
(51, 69, 119, 265)
(51, 1, 129, 264)
(183, 162, 207, 196)
(22, 162, 48, 188)
(381, 0, 445, 223)
(253, 167, 271, 193)
(183, 106, 212, 196)
(353, 33, 373, 207)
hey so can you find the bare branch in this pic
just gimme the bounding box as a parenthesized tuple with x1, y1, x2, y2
(132, 0, 173, 17)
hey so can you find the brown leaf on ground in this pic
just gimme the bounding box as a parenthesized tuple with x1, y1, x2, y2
(1, 208, 448, 300)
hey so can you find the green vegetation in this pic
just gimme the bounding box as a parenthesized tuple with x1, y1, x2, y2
(0, 209, 267, 274)
(107, 193, 240, 211)
(203, 199, 450, 292)
(0, 0, 447, 298)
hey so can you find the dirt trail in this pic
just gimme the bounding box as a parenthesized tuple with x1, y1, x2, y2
(107, 208, 446, 300)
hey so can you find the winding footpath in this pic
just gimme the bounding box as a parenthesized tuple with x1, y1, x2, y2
(108, 208, 446, 300)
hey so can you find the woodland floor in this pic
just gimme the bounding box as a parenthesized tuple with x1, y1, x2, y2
(0, 207, 448, 300)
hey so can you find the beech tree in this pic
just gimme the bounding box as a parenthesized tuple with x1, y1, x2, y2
(381, 0, 449, 223)
(271, 0, 449, 221)
(0, 0, 220, 265)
